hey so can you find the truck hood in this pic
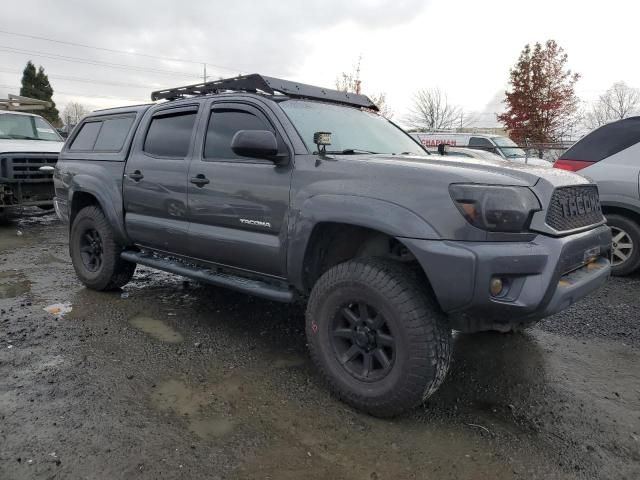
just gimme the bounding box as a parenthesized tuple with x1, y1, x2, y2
(0, 139, 64, 154)
(346, 153, 587, 189)
(504, 156, 552, 167)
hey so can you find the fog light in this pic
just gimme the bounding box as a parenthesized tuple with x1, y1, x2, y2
(490, 277, 504, 297)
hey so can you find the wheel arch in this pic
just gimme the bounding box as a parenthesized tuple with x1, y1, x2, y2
(601, 203, 640, 225)
(288, 195, 440, 293)
(69, 176, 129, 245)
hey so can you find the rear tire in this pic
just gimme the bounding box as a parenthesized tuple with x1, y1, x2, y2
(70, 206, 136, 290)
(306, 258, 451, 417)
(606, 214, 640, 276)
(0, 208, 8, 225)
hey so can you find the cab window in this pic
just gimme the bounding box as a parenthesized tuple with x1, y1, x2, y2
(144, 110, 197, 158)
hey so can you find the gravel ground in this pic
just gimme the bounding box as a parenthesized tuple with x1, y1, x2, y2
(540, 273, 640, 348)
(0, 215, 639, 479)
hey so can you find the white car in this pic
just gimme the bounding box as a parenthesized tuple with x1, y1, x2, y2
(0, 111, 64, 222)
(412, 132, 551, 167)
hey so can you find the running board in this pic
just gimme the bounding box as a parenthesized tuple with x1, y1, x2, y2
(120, 251, 294, 303)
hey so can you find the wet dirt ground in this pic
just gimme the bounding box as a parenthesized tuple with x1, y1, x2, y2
(1, 214, 639, 479)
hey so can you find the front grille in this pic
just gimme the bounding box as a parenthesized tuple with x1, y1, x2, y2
(0, 154, 58, 183)
(545, 185, 604, 232)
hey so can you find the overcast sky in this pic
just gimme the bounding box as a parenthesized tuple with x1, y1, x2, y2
(0, 0, 637, 127)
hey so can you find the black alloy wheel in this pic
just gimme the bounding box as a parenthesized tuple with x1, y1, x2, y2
(331, 301, 395, 382)
(306, 258, 452, 417)
(79, 228, 104, 272)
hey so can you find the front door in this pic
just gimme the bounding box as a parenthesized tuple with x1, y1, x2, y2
(186, 102, 292, 277)
(123, 105, 199, 254)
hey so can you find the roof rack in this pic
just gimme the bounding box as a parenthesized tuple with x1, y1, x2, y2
(150, 74, 379, 111)
(0, 94, 51, 111)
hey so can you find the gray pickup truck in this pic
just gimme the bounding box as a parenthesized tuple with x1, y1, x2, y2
(54, 74, 611, 417)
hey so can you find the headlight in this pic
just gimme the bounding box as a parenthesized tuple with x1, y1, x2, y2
(449, 184, 541, 233)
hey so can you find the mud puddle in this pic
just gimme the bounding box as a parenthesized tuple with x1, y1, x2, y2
(151, 365, 566, 480)
(150, 379, 235, 439)
(270, 352, 308, 369)
(0, 271, 31, 299)
(130, 316, 184, 343)
(0, 228, 31, 252)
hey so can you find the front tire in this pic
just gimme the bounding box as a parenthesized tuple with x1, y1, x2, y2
(306, 258, 451, 417)
(70, 206, 136, 290)
(607, 214, 640, 276)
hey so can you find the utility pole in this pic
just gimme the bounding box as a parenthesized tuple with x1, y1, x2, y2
(354, 56, 362, 94)
(203, 63, 207, 84)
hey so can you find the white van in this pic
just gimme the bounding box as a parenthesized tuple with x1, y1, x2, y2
(411, 132, 550, 166)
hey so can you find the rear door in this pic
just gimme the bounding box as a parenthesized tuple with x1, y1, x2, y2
(186, 100, 292, 277)
(123, 104, 199, 254)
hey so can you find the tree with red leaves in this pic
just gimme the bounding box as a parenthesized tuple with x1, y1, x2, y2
(498, 40, 580, 145)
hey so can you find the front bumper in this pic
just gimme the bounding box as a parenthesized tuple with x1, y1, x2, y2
(53, 196, 69, 223)
(0, 181, 54, 207)
(401, 225, 611, 331)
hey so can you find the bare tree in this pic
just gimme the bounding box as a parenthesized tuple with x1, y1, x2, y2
(335, 57, 362, 94)
(584, 82, 640, 129)
(62, 101, 89, 127)
(406, 88, 464, 131)
(369, 92, 393, 119)
(335, 57, 393, 119)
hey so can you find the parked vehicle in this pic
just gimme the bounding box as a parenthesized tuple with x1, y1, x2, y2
(555, 116, 640, 275)
(411, 132, 550, 166)
(54, 74, 611, 417)
(427, 144, 508, 162)
(0, 110, 64, 222)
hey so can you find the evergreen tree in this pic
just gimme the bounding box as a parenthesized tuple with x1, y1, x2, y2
(19, 61, 61, 126)
(19, 61, 38, 98)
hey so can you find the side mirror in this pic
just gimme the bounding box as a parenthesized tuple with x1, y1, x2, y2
(231, 130, 279, 160)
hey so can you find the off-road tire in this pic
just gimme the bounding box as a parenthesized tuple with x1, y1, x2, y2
(607, 214, 640, 276)
(306, 258, 451, 417)
(70, 206, 136, 290)
(0, 208, 8, 225)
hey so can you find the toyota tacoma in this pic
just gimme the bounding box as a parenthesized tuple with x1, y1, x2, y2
(53, 75, 611, 417)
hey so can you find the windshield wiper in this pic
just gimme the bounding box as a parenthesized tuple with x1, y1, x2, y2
(7, 134, 40, 140)
(325, 148, 379, 155)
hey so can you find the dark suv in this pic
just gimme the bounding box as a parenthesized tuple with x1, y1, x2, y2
(54, 75, 611, 416)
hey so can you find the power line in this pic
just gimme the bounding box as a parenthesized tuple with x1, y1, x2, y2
(0, 29, 244, 74)
(0, 45, 202, 78)
(0, 84, 146, 102)
(0, 68, 151, 89)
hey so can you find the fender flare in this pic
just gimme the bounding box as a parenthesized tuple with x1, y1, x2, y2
(68, 174, 129, 244)
(287, 194, 440, 290)
(600, 198, 640, 216)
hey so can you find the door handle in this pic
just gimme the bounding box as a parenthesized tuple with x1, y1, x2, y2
(190, 174, 210, 187)
(128, 170, 144, 181)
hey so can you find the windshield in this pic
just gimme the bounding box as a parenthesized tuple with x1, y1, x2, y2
(491, 136, 526, 158)
(280, 100, 425, 155)
(0, 113, 62, 141)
